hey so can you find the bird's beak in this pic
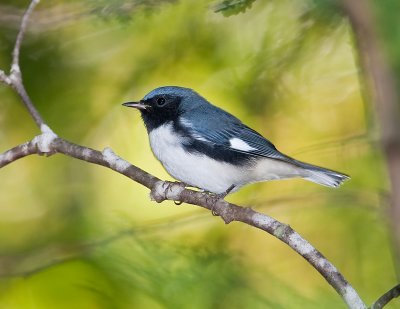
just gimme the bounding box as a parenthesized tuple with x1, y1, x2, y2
(122, 101, 148, 110)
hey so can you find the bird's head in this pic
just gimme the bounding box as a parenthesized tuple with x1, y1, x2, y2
(123, 86, 205, 131)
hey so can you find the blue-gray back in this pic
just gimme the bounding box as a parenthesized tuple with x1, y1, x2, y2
(179, 92, 291, 162)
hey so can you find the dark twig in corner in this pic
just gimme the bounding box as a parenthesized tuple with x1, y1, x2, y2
(370, 284, 400, 309)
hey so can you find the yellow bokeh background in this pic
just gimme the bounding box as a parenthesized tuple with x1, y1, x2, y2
(0, 0, 397, 308)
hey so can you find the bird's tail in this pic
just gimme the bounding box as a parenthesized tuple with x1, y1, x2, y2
(294, 160, 350, 188)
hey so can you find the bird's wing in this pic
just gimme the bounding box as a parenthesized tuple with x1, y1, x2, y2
(180, 117, 291, 162)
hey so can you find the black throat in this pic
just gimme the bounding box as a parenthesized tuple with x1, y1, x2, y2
(140, 97, 182, 133)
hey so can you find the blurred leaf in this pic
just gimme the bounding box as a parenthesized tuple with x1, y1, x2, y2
(214, 0, 256, 16)
(300, 0, 343, 29)
(88, 0, 176, 21)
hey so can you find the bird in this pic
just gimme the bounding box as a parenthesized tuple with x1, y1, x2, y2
(123, 86, 349, 196)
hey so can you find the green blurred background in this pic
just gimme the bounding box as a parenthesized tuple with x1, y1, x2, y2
(0, 0, 398, 308)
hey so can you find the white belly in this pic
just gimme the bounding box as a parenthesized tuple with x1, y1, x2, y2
(148, 123, 303, 194)
(149, 123, 250, 193)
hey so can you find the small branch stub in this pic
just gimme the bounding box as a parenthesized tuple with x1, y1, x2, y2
(11, 0, 41, 78)
(0, 70, 11, 85)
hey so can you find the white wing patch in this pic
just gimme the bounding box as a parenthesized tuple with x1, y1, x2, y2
(229, 138, 257, 152)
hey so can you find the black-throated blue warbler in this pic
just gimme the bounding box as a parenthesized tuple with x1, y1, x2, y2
(123, 86, 349, 195)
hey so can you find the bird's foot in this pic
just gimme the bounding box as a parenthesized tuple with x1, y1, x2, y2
(169, 181, 188, 205)
(150, 181, 188, 204)
(216, 184, 235, 199)
(205, 185, 236, 216)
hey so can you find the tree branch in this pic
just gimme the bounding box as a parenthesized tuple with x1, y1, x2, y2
(11, 0, 39, 76)
(0, 133, 366, 308)
(0, 140, 37, 168)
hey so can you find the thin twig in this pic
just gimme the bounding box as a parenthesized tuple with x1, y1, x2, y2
(5, 0, 46, 129)
(10, 80, 48, 130)
(11, 0, 40, 76)
(370, 284, 400, 309)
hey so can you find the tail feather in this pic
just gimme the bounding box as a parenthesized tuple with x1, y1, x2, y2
(295, 161, 350, 188)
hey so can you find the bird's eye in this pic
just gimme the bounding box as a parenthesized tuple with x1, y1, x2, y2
(156, 97, 166, 106)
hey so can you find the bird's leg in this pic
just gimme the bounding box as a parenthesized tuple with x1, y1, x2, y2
(216, 184, 236, 199)
(203, 184, 236, 198)
(209, 184, 236, 216)
(226, 184, 236, 194)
